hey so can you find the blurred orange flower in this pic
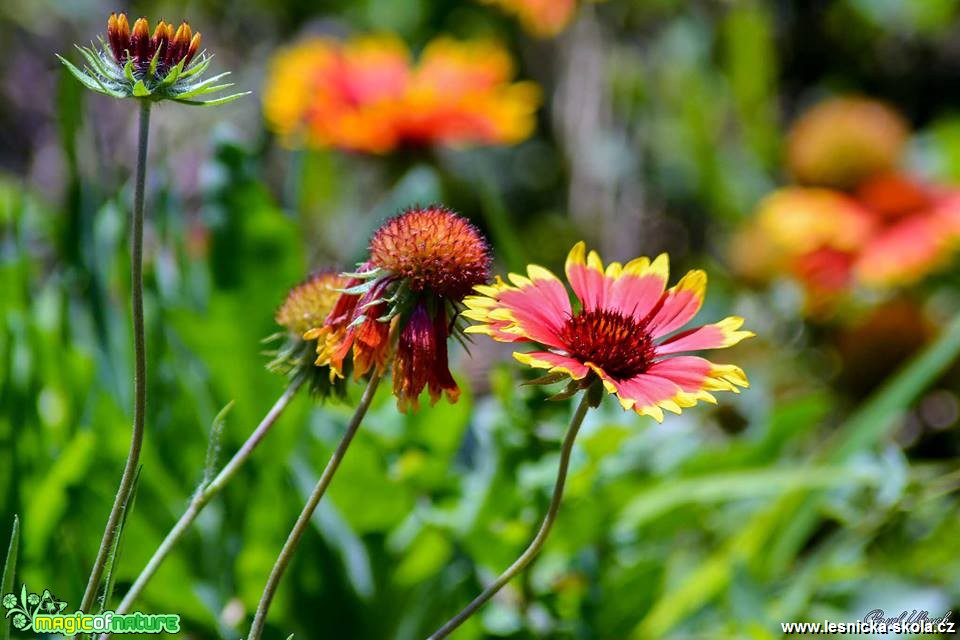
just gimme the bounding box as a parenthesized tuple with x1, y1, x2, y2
(786, 97, 909, 189)
(263, 35, 540, 153)
(478, 0, 579, 37)
(733, 97, 960, 311)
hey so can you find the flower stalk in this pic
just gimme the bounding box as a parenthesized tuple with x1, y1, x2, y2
(102, 376, 305, 629)
(247, 370, 384, 640)
(80, 100, 151, 614)
(428, 391, 592, 639)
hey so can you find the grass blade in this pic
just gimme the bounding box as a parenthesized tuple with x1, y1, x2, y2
(1, 515, 20, 640)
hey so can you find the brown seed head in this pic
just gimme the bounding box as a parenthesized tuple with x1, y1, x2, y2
(276, 272, 350, 336)
(369, 205, 491, 300)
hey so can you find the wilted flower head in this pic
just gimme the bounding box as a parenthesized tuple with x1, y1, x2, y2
(263, 35, 539, 153)
(786, 97, 909, 189)
(478, 0, 579, 37)
(58, 13, 248, 105)
(464, 242, 752, 421)
(306, 205, 492, 411)
(268, 271, 351, 398)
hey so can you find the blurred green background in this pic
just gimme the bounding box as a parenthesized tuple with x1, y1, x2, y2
(3, 0, 960, 638)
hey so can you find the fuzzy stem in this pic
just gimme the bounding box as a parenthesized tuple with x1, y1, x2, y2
(81, 100, 152, 614)
(247, 371, 384, 640)
(102, 376, 305, 629)
(428, 392, 592, 639)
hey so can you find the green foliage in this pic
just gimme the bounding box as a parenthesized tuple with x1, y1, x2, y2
(3, 1, 960, 639)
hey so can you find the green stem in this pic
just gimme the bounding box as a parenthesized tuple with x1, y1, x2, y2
(103, 376, 305, 628)
(247, 371, 384, 640)
(428, 392, 592, 640)
(81, 100, 152, 614)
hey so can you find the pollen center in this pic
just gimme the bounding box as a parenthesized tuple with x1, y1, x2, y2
(561, 309, 655, 380)
(369, 205, 491, 299)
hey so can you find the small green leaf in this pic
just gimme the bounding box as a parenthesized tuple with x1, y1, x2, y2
(523, 371, 570, 386)
(161, 57, 186, 86)
(201, 401, 235, 490)
(174, 83, 235, 101)
(132, 80, 151, 97)
(175, 91, 251, 106)
(179, 53, 211, 78)
(148, 48, 162, 78)
(123, 58, 135, 83)
(0, 515, 20, 640)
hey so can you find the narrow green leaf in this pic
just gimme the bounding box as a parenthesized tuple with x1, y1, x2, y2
(73, 45, 109, 78)
(178, 53, 212, 78)
(0, 515, 20, 640)
(173, 83, 235, 101)
(161, 57, 186, 86)
(148, 48, 161, 78)
(201, 401, 235, 490)
(176, 70, 231, 92)
(132, 80, 151, 97)
(56, 55, 109, 95)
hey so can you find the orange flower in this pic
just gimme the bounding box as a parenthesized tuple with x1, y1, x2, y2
(263, 35, 540, 153)
(478, 0, 579, 37)
(786, 97, 909, 189)
(734, 97, 960, 309)
(307, 206, 492, 411)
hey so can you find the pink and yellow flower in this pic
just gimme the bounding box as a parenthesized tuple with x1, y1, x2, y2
(263, 35, 540, 153)
(464, 242, 753, 421)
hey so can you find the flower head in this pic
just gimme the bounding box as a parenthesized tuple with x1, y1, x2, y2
(26, 593, 39, 606)
(478, 0, 579, 37)
(464, 242, 752, 421)
(58, 13, 248, 105)
(268, 271, 351, 398)
(307, 205, 491, 411)
(263, 35, 539, 153)
(786, 97, 909, 189)
(1, 594, 15, 609)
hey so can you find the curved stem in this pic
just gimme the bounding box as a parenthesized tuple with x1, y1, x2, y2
(105, 376, 305, 627)
(247, 371, 384, 640)
(81, 100, 152, 614)
(428, 392, 592, 640)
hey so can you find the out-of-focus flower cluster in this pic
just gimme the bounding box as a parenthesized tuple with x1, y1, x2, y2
(478, 0, 579, 37)
(262, 35, 540, 154)
(732, 97, 960, 313)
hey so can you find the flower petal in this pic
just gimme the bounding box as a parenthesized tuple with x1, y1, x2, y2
(647, 356, 749, 396)
(608, 253, 670, 322)
(565, 241, 612, 311)
(656, 316, 755, 355)
(587, 364, 683, 423)
(462, 272, 568, 348)
(513, 351, 590, 380)
(645, 269, 707, 337)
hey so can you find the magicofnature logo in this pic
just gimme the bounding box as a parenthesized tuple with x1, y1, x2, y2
(3, 585, 180, 636)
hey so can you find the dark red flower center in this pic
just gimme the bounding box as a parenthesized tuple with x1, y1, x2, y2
(561, 309, 656, 380)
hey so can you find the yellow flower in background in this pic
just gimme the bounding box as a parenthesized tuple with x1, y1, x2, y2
(785, 97, 909, 189)
(263, 35, 540, 153)
(479, 0, 579, 37)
